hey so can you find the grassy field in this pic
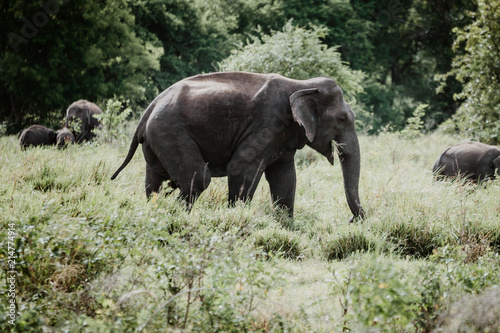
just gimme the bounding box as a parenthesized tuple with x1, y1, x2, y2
(1, 129, 499, 332)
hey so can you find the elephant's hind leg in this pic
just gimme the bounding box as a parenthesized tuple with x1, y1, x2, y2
(145, 164, 175, 198)
(152, 138, 212, 210)
(143, 141, 175, 198)
(177, 163, 211, 210)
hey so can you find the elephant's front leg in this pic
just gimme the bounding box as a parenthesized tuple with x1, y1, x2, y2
(264, 155, 296, 216)
(227, 159, 266, 206)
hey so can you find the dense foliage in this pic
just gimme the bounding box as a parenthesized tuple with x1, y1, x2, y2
(0, 0, 497, 139)
(218, 21, 365, 102)
(438, 0, 500, 144)
(0, 0, 161, 132)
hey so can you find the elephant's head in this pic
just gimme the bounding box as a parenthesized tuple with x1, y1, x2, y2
(56, 127, 75, 148)
(66, 107, 90, 142)
(290, 81, 365, 220)
(65, 100, 102, 142)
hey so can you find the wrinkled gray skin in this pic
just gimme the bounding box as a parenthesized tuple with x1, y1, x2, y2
(56, 127, 75, 148)
(65, 100, 103, 143)
(112, 72, 365, 220)
(433, 142, 500, 182)
(19, 125, 57, 149)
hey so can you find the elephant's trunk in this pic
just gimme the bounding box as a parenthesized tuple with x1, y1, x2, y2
(337, 131, 365, 221)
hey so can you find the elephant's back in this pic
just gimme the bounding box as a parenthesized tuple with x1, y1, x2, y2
(147, 74, 269, 135)
(19, 125, 56, 146)
(66, 100, 102, 116)
(437, 142, 488, 177)
(446, 141, 494, 155)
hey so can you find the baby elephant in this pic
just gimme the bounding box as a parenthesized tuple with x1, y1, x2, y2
(19, 125, 57, 149)
(56, 127, 75, 148)
(433, 142, 500, 182)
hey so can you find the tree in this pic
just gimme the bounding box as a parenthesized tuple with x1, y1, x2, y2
(437, 0, 500, 144)
(0, 0, 161, 133)
(218, 20, 365, 102)
(219, 0, 474, 133)
(347, 0, 475, 133)
(131, 0, 239, 92)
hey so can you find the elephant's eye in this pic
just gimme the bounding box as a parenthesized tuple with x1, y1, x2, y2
(337, 117, 346, 125)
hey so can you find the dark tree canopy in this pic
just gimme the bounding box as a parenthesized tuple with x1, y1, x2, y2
(1, 0, 495, 142)
(0, 0, 162, 133)
(438, 0, 500, 144)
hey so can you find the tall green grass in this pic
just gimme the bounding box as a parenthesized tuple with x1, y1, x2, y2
(0, 132, 499, 332)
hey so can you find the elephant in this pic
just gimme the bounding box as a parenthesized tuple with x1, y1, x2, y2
(65, 99, 103, 143)
(19, 125, 57, 149)
(56, 127, 75, 148)
(433, 142, 500, 182)
(111, 72, 365, 220)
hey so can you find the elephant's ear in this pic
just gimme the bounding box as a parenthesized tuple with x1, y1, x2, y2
(290, 88, 319, 142)
(86, 109, 92, 126)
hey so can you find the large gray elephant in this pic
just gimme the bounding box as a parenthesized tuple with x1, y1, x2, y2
(19, 125, 57, 149)
(56, 127, 75, 148)
(433, 142, 500, 182)
(111, 72, 365, 220)
(65, 100, 103, 142)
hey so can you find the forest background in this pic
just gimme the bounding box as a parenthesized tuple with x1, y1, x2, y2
(1, 0, 499, 144)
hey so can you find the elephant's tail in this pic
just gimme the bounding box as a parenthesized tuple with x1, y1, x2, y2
(111, 88, 168, 180)
(111, 134, 139, 180)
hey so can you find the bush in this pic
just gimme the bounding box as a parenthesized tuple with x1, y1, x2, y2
(338, 248, 500, 332)
(433, 286, 500, 332)
(322, 231, 377, 260)
(436, 1, 500, 144)
(218, 20, 365, 103)
(253, 228, 303, 260)
(94, 99, 133, 144)
(399, 104, 428, 140)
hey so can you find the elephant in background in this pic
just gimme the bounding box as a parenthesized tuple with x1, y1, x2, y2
(65, 100, 103, 143)
(19, 125, 57, 149)
(112, 72, 365, 221)
(56, 127, 75, 148)
(433, 142, 500, 182)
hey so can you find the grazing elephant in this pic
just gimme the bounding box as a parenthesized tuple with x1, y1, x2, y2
(56, 127, 75, 148)
(433, 142, 500, 182)
(65, 99, 103, 142)
(19, 125, 57, 149)
(111, 72, 365, 220)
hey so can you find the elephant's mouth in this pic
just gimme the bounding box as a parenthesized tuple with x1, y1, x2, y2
(317, 141, 334, 165)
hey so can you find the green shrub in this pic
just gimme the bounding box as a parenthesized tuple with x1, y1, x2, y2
(433, 286, 500, 332)
(94, 99, 133, 144)
(436, 1, 500, 144)
(218, 20, 364, 102)
(322, 231, 377, 260)
(338, 249, 500, 332)
(399, 103, 428, 140)
(253, 228, 303, 260)
(384, 220, 442, 258)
